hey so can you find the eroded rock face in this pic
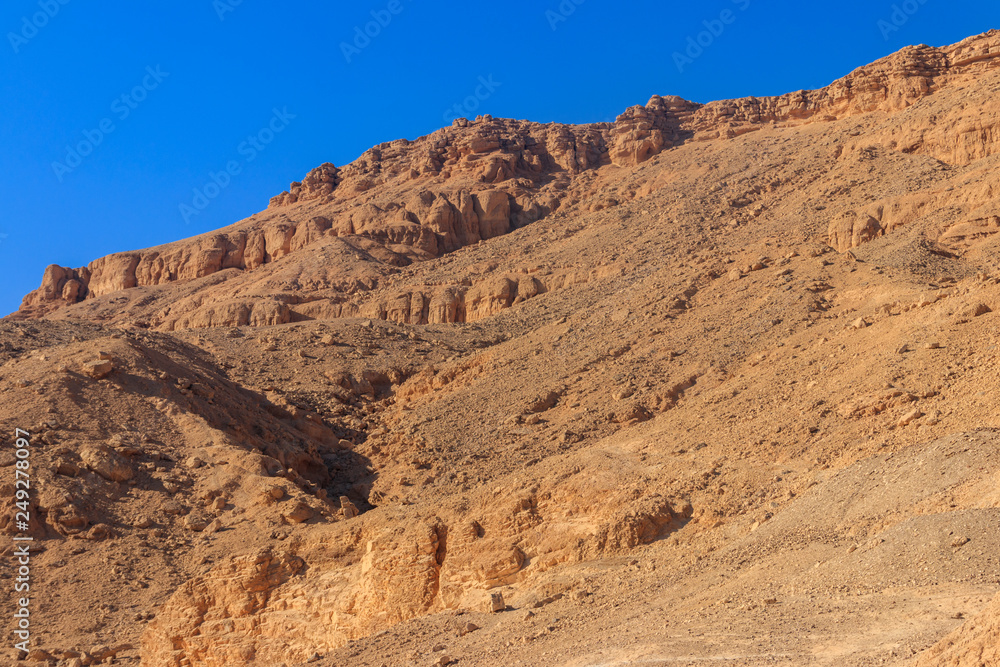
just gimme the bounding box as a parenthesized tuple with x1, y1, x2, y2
(140, 549, 306, 667)
(17, 31, 1000, 328)
(138, 471, 690, 666)
(609, 95, 697, 166)
(21, 264, 90, 309)
(269, 162, 341, 206)
(828, 215, 884, 252)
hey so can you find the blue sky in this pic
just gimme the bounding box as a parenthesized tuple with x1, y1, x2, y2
(1, 0, 996, 316)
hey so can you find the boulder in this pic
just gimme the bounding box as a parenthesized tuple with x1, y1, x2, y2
(80, 445, 134, 482)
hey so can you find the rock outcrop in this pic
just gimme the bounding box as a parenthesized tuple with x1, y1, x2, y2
(138, 465, 689, 667)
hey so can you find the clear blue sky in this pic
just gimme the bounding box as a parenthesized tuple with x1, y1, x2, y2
(1, 0, 996, 317)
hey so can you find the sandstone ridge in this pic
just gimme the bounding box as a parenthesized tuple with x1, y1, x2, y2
(13, 31, 1000, 330)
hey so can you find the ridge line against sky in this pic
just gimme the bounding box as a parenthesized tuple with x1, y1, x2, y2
(1, 0, 997, 316)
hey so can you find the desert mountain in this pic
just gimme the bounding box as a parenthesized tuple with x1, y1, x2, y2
(2, 30, 1000, 667)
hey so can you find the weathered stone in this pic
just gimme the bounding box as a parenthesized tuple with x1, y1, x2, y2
(339, 496, 360, 519)
(83, 359, 114, 379)
(184, 514, 209, 532)
(80, 445, 134, 482)
(284, 501, 315, 524)
(899, 409, 924, 426)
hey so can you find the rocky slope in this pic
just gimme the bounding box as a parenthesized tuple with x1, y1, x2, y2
(3, 30, 1000, 667)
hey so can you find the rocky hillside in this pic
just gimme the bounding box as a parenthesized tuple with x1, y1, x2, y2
(3, 30, 1000, 667)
